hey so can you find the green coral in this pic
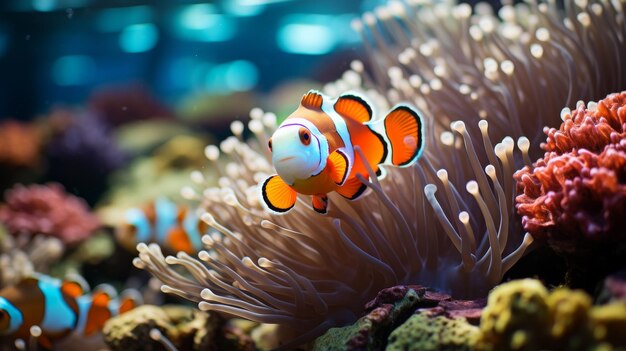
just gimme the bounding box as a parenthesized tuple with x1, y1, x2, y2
(386, 311, 478, 351)
(474, 279, 626, 351)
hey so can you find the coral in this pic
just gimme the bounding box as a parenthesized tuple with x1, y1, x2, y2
(136, 0, 626, 346)
(386, 309, 478, 351)
(0, 183, 101, 245)
(88, 84, 174, 127)
(0, 232, 64, 288)
(45, 109, 128, 204)
(515, 93, 626, 255)
(474, 279, 626, 351)
(0, 119, 42, 168)
(102, 305, 253, 351)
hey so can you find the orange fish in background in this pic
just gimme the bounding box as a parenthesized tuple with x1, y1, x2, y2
(260, 90, 424, 214)
(0, 274, 140, 349)
(116, 197, 209, 254)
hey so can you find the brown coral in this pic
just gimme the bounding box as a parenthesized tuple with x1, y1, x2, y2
(0, 183, 101, 245)
(515, 93, 626, 255)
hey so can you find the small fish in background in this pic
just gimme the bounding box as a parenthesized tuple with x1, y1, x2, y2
(260, 90, 424, 214)
(0, 274, 141, 349)
(116, 197, 208, 254)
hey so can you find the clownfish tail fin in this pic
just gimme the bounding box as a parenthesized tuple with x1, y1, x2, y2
(383, 105, 424, 167)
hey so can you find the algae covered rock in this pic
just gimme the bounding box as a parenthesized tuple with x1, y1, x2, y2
(103, 305, 176, 351)
(312, 287, 424, 351)
(103, 304, 254, 351)
(312, 285, 483, 351)
(386, 308, 478, 351)
(474, 279, 626, 351)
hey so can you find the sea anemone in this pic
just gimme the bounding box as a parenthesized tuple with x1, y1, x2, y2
(135, 0, 626, 346)
(0, 183, 101, 245)
(515, 92, 626, 255)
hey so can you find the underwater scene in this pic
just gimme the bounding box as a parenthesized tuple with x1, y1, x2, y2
(0, 0, 626, 350)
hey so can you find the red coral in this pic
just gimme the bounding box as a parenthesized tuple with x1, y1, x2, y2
(0, 183, 101, 245)
(515, 92, 626, 255)
(544, 92, 626, 154)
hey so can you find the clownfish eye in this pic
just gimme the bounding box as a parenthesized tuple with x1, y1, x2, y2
(298, 128, 311, 146)
(268, 138, 273, 151)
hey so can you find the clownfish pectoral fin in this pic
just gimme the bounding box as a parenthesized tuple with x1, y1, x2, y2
(301, 90, 324, 111)
(260, 175, 297, 214)
(384, 105, 424, 167)
(311, 195, 329, 214)
(336, 177, 368, 200)
(327, 149, 350, 185)
(334, 94, 372, 123)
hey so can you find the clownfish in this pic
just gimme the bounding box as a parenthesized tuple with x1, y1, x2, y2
(116, 197, 208, 254)
(0, 274, 140, 349)
(260, 90, 424, 214)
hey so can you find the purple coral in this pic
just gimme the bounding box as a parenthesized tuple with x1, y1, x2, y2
(45, 109, 128, 203)
(0, 183, 101, 245)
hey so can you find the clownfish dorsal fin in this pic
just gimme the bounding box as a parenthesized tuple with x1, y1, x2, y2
(260, 175, 297, 214)
(311, 195, 329, 214)
(336, 177, 368, 200)
(334, 94, 372, 123)
(118, 289, 142, 314)
(300, 90, 324, 111)
(327, 149, 349, 185)
(61, 273, 89, 298)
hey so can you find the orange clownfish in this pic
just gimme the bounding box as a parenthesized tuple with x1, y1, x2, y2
(116, 197, 208, 254)
(260, 90, 424, 214)
(0, 274, 140, 349)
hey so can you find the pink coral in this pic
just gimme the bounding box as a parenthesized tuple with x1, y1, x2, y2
(0, 183, 101, 245)
(515, 92, 626, 254)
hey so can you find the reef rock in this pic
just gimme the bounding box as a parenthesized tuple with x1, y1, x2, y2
(103, 304, 254, 351)
(312, 285, 483, 351)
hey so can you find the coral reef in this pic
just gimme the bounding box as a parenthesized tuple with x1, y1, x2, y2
(474, 279, 626, 351)
(135, 0, 626, 347)
(0, 229, 63, 288)
(0, 183, 101, 245)
(45, 109, 128, 204)
(103, 305, 254, 351)
(515, 93, 626, 255)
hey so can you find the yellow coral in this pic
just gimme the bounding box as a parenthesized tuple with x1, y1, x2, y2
(474, 280, 626, 351)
